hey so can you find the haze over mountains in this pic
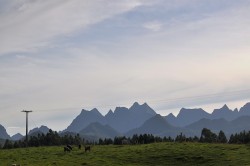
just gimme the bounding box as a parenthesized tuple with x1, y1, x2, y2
(1, 102, 250, 140)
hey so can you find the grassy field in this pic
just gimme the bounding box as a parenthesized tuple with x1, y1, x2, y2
(0, 142, 250, 166)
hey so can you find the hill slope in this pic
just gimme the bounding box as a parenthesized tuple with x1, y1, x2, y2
(105, 102, 156, 133)
(0, 124, 10, 139)
(79, 122, 120, 139)
(65, 108, 106, 133)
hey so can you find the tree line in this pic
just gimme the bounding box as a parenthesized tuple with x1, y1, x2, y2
(0, 129, 83, 149)
(98, 128, 230, 145)
(1, 128, 250, 149)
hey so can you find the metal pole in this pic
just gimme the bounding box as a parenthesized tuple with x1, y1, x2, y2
(26, 112, 28, 144)
(22, 110, 32, 147)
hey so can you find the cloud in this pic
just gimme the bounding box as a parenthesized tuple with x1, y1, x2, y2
(143, 21, 162, 31)
(7, 126, 21, 129)
(0, 0, 146, 55)
(1, 0, 250, 135)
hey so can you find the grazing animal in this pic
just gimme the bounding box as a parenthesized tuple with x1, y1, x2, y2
(85, 146, 91, 152)
(78, 144, 81, 150)
(64, 146, 71, 152)
(67, 144, 73, 150)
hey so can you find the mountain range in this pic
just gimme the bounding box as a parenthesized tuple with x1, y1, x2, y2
(1, 102, 250, 140)
(64, 102, 156, 133)
(165, 103, 250, 127)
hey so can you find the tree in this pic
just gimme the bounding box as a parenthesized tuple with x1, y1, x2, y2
(99, 138, 104, 145)
(200, 128, 217, 143)
(217, 130, 227, 143)
(13, 141, 20, 148)
(131, 134, 139, 144)
(175, 133, 186, 142)
(3, 139, 13, 149)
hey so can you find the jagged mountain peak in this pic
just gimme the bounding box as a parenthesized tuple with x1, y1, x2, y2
(63, 101, 250, 137)
(233, 108, 239, 112)
(80, 109, 88, 113)
(212, 104, 231, 114)
(178, 108, 206, 116)
(81, 108, 102, 116)
(175, 108, 209, 127)
(90, 108, 98, 112)
(130, 102, 140, 109)
(64, 108, 106, 133)
(114, 107, 129, 113)
(167, 113, 176, 118)
(105, 103, 156, 133)
(239, 102, 250, 114)
(210, 104, 239, 121)
(221, 104, 229, 110)
(105, 109, 113, 116)
(130, 102, 149, 108)
(129, 102, 156, 115)
(0, 124, 11, 139)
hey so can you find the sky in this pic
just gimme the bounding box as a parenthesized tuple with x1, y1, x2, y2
(0, 0, 250, 136)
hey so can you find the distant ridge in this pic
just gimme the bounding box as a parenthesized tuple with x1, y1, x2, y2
(79, 122, 120, 139)
(64, 108, 106, 133)
(175, 108, 210, 127)
(4, 101, 250, 140)
(29, 125, 50, 136)
(64, 102, 156, 134)
(126, 114, 179, 137)
(186, 116, 250, 137)
(11, 133, 23, 141)
(165, 102, 250, 127)
(0, 124, 11, 139)
(211, 104, 238, 120)
(105, 102, 157, 133)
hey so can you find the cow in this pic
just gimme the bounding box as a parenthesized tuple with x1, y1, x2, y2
(67, 144, 73, 150)
(64, 146, 71, 152)
(85, 145, 91, 152)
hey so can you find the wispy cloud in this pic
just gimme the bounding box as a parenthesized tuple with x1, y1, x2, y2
(1, 0, 250, 135)
(7, 126, 21, 129)
(143, 21, 162, 31)
(0, 0, 146, 55)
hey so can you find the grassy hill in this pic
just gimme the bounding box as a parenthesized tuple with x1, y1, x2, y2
(0, 142, 250, 165)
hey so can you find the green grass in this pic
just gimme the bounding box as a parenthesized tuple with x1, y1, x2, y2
(0, 142, 250, 166)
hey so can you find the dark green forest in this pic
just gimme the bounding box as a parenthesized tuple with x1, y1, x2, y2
(1, 128, 250, 149)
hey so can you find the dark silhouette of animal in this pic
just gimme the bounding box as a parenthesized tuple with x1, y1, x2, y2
(67, 144, 73, 150)
(78, 144, 81, 149)
(85, 146, 91, 152)
(64, 146, 71, 152)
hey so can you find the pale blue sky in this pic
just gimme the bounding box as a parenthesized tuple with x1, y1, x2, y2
(0, 0, 250, 135)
